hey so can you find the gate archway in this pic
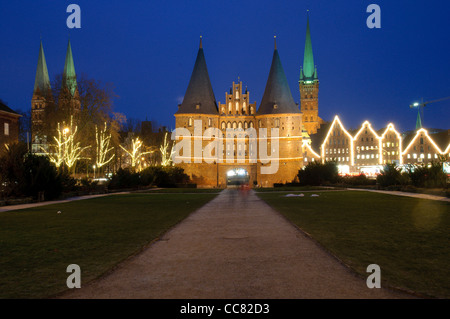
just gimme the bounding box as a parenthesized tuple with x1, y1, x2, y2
(226, 168, 249, 186)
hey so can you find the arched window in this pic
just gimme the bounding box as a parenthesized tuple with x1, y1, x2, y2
(235, 90, 239, 99)
(188, 117, 193, 127)
(233, 122, 237, 129)
(221, 121, 226, 130)
(235, 102, 239, 112)
(249, 121, 254, 128)
(243, 102, 246, 113)
(250, 106, 254, 114)
(227, 122, 232, 129)
(244, 121, 248, 129)
(238, 122, 243, 129)
(228, 102, 232, 113)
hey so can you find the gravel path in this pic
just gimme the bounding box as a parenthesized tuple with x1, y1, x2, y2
(61, 189, 415, 299)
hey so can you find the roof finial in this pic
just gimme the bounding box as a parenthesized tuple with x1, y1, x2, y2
(274, 35, 277, 50)
(199, 35, 202, 49)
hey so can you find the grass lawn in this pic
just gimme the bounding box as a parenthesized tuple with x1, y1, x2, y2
(0, 193, 217, 298)
(143, 188, 222, 193)
(257, 190, 450, 298)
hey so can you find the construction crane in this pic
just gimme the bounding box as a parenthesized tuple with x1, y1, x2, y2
(409, 96, 450, 129)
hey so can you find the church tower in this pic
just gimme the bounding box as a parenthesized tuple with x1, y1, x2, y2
(61, 39, 81, 121)
(299, 12, 323, 135)
(31, 40, 51, 137)
(31, 39, 52, 152)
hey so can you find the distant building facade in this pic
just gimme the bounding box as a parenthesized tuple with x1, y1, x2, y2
(0, 101, 21, 153)
(305, 115, 450, 175)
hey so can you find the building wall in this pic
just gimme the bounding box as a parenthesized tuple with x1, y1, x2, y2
(380, 125, 402, 164)
(353, 122, 381, 167)
(0, 112, 20, 152)
(402, 129, 443, 165)
(321, 117, 353, 167)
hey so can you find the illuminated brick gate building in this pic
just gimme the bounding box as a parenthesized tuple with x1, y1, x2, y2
(174, 37, 303, 187)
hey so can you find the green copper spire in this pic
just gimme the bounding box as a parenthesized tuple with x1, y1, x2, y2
(301, 12, 316, 80)
(415, 108, 422, 129)
(34, 40, 51, 94)
(63, 39, 77, 96)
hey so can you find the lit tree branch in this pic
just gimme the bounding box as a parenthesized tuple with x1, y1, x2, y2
(63, 117, 91, 169)
(95, 122, 115, 168)
(41, 116, 90, 171)
(160, 132, 175, 166)
(120, 137, 153, 170)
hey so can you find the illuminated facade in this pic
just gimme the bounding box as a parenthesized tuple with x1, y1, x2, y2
(304, 115, 449, 174)
(174, 38, 303, 187)
(402, 128, 447, 165)
(354, 121, 381, 167)
(320, 116, 354, 168)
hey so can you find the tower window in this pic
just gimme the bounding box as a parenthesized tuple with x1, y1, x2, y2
(188, 118, 193, 127)
(4, 123, 9, 136)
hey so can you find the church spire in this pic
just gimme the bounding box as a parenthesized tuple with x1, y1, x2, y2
(301, 11, 316, 81)
(176, 38, 218, 114)
(416, 108, 423, 129)
(34, 39, 51, 94)
(63, 39, 77, 96)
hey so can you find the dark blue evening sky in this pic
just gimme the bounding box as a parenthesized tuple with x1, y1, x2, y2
(1, 0, 449, 132)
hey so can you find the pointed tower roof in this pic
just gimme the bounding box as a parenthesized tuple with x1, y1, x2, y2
(63, 39, 77, 96)
(257, 39, 299, 115)
(33, 40, 51, 94)
(301, 12, 316, 81)
(176, 37, 218, 115)
(416, 108, 422, 129)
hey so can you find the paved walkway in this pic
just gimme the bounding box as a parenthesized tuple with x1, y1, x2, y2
(0, 192, 134, 213)
(347, 188, 450, 202)
(61, 189, 414, 299)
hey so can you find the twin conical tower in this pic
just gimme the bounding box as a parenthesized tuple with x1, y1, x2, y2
(175, 31, 305, 187)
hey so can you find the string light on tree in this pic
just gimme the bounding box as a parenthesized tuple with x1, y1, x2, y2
(119, 137, 153, 170)
(160, 132, 175, 167)
(95, 122, 115, 169)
